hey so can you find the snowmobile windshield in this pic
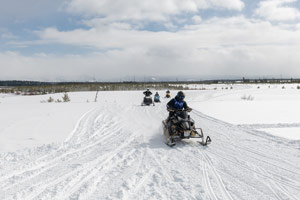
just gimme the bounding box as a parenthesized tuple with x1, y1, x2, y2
(175, 111, 190, 130)
(176, 111, 188, 120)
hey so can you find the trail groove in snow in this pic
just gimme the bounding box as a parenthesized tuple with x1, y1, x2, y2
(1, 92, 300, 200)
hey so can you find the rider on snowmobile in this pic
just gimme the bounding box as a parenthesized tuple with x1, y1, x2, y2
(164, 91, 211, 146)
(143, 88, 152, 97)
(165, 90, 171, 98)
(154, 92, 160, 102)
(166, 91, 192, 120)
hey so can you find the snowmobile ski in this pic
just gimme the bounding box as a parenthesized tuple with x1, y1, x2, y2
(198, 136, 211, 146)
(166, 142, 176, 147)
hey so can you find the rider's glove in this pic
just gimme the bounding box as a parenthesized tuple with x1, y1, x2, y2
(167, 108, 175, 112)
(186, 108, 192, 112)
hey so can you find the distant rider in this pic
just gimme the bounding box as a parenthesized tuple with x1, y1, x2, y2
(166, 91, 191, 122)
(166, 90, 171, 98)
(143, 88, 152, 97)
(154, 92, 160, 102)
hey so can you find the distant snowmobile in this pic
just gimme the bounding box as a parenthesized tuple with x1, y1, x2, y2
(162, 108, 211, 147)
(142, 88, 155, 106)
(141, 96, 155, 106)
(165, 90, 171, 98)
(154, 93, 161, 103)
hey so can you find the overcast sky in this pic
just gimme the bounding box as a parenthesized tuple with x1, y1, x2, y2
(1, 0, 300, 81)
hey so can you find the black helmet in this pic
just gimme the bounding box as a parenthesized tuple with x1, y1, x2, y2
(176, 91, 185, 101)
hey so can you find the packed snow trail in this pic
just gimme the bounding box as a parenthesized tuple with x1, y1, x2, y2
(1, 93, 300, 200)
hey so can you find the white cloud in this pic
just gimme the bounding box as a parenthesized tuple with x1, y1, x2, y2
(65, 0, 244, 22)
(35, 17, 300, 50)
(192, 15, 202, 23)
(1, 41, 300, 81)
(255, 0, 300, 21)
(3, 0, 300, 81)
(2, 16, 300, 80)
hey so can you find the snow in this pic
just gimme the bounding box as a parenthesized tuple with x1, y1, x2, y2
(259, 128, 300, 140)
(0, 85, 300, 199)
(0, 92, 96, 152)
(187, 84, 300, 140)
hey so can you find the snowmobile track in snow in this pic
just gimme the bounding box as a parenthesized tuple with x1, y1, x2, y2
(1, 97, 300, 200)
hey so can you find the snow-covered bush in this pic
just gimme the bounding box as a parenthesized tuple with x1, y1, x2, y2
(47, 97, 54, 103)
(241, 95, 254, 101)
(297, 85, 300, 89)
(62, 93, 71, 102)
(55, 99, 62, 103)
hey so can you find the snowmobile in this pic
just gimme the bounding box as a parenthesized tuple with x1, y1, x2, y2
(162, 108, 211, 147)
(141, 96, 155, 106)
(165, 92, 171, 98)
(154, 95, 161, 103)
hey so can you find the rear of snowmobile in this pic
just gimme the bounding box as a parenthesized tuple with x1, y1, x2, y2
(154, 95, 161, 103)
(162, 110, 211, 147)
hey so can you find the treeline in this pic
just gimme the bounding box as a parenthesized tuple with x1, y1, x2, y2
(0, 82, 187, 95)
(239, 78, 300, 84)
(1, 78, 300, 87)
(1, 78, 300, 95)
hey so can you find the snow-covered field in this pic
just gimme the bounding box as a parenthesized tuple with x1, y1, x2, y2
(188, 84, 300, 140)
(0, 84, 300, 199)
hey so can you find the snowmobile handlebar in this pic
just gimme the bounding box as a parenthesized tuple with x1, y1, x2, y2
(167, 108, 192, 112)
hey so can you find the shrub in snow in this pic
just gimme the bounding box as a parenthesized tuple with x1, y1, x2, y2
(47, 97, 54, 103)
(282, 86, 285, 89)
(297, 86, 300, 89)
(55, 99, 62, 103)
(241, 95, 254, 101)
(62, 93, 71, 102)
